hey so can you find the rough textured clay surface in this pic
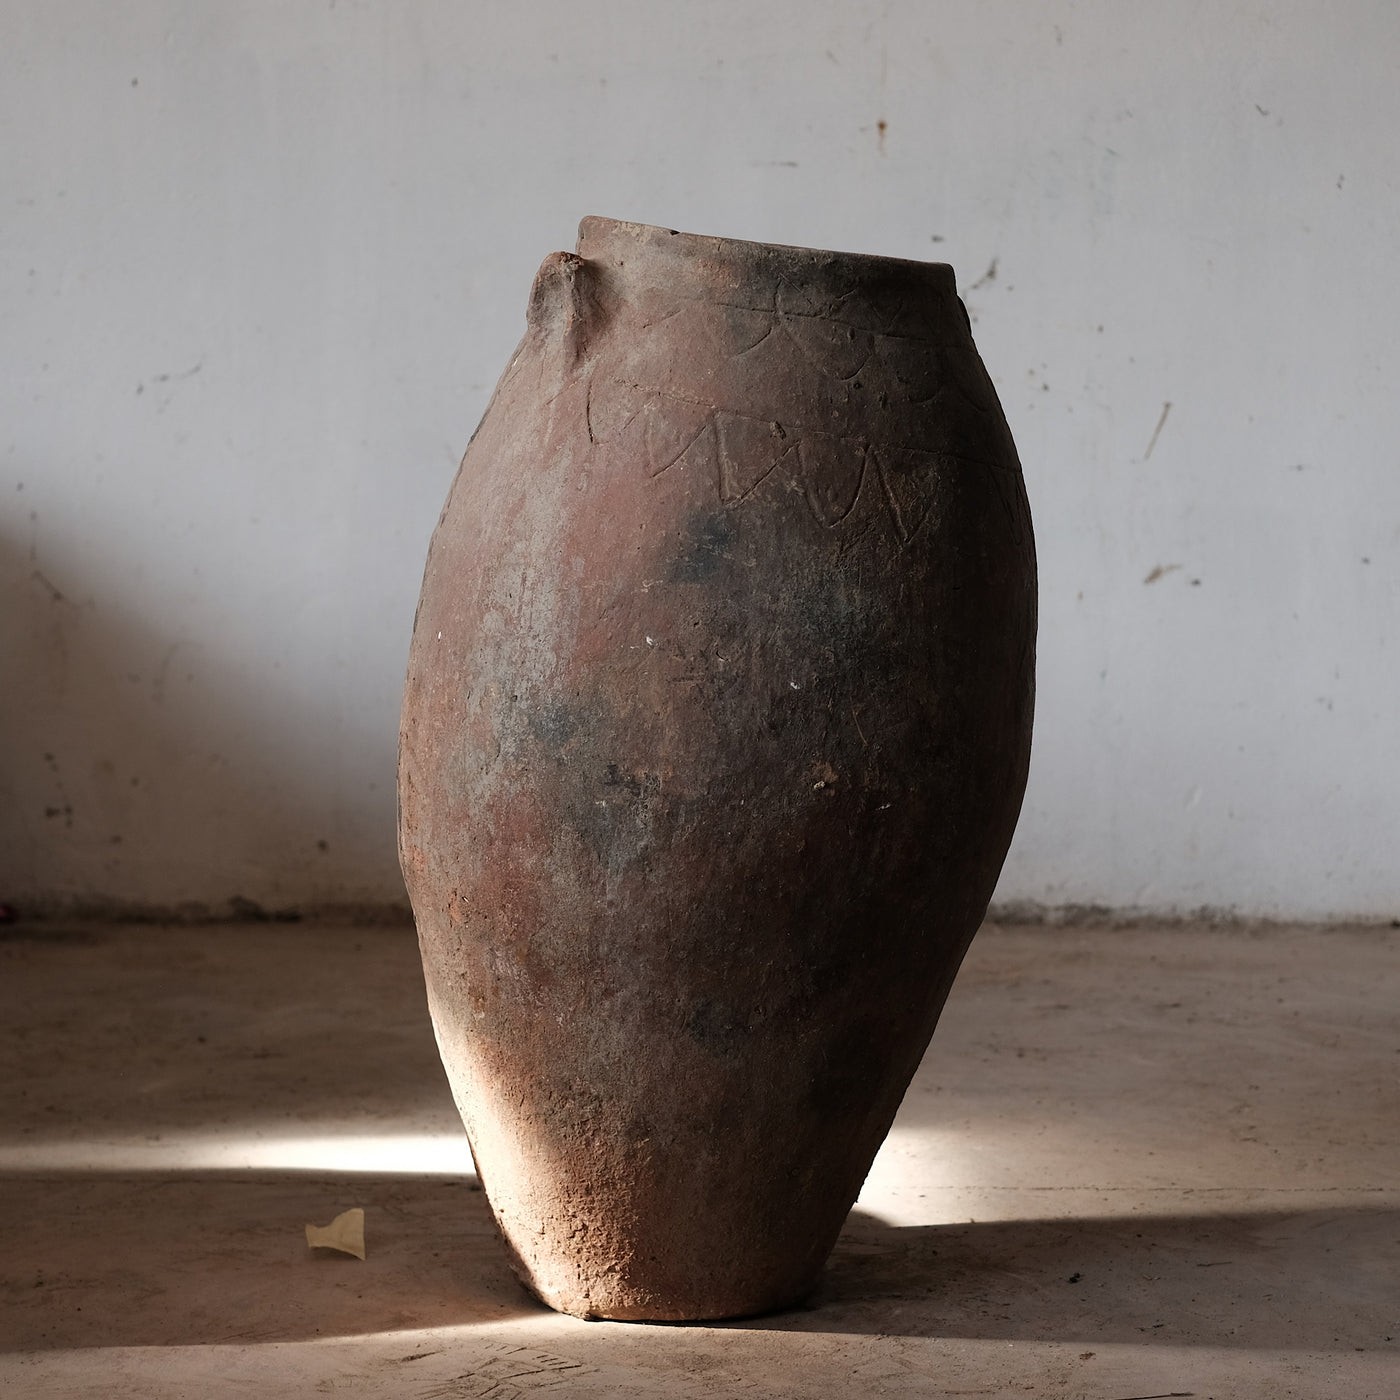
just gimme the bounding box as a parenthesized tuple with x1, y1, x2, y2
(398, 217, 1037, 1320)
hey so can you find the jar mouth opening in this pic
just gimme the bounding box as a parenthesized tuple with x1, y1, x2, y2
(576, 215, 956, 287)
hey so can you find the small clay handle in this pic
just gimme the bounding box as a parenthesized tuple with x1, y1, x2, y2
(526, 251, 600, 369)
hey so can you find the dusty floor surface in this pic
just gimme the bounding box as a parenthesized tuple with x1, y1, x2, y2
(1, 919, 1396, 1397)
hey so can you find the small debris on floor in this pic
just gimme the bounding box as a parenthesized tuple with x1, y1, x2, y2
(305, 1207, 366, 1260)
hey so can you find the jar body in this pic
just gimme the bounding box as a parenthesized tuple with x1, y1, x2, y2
(398, 217, 1036, 1320)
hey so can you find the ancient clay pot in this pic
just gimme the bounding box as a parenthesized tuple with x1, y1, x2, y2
(398, 217, 1035, 1321)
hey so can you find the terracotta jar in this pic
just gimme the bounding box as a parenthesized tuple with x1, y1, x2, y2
(398, 217, 1035, 1321)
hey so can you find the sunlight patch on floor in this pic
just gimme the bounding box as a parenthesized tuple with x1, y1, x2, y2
(0, 1129, 476, 1174)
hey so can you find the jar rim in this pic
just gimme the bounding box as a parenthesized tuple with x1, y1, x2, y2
(575, 215, 956, 287)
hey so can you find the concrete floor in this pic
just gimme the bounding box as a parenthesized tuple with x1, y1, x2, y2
(1, 919, 1396, 1398)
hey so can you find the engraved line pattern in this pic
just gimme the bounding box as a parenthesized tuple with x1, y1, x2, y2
(592, 380, 1009, 470)
(552, 289, 1022, 550)
(584, 377, 1017, 548)
(875, 451, 919, 546)
(625, 281, 966, 345)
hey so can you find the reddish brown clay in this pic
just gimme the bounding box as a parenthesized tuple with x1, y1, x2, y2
(398, 217, 1036, 1321)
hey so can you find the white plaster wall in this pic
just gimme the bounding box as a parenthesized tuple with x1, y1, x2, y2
(2, 2, 1397, 919)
